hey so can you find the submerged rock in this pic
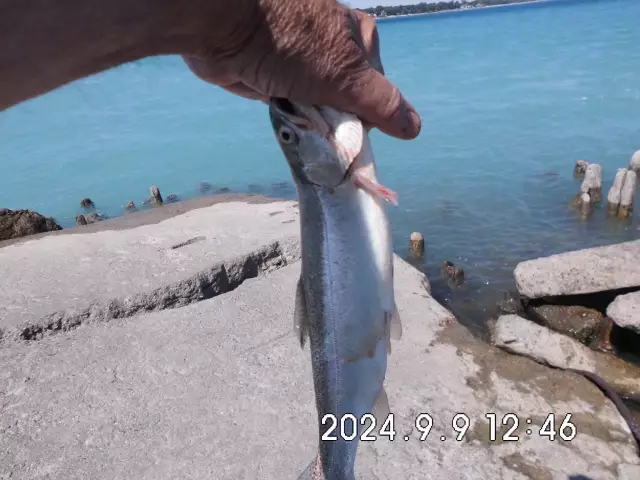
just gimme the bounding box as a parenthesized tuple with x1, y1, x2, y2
(198, 182, 213, 194)
(0, 209, 62, 241)
(527, 304, 602, 345)
(441, 260, 464, 286)
(80, 198, 95, 209)
(165, 194, 179, 204)
(75, 214, 88, 226)
(125, 201, 136, 210)
(497, 291, 524, 315)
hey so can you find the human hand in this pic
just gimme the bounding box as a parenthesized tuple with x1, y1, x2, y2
(183, 0, 421, 140)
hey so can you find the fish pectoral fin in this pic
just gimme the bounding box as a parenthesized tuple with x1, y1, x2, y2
(373, 386, 391, 421)
(294, 275, 310, 349)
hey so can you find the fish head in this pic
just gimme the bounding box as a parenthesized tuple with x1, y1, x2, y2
(268, 98, 363, 188)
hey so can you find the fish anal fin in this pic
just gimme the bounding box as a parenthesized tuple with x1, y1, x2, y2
(294, 276, 310, 349)
(373, 386, 391, 421)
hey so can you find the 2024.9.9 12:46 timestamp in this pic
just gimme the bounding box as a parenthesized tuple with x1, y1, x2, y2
(320, 412, 578, 443)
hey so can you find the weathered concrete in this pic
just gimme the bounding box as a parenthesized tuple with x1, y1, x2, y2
(514, 240, 640, 298)
(580, 163, 602, 202)
(630, 150, 640, 175)
(607, 291, 640, 333)
(493, 314, 640, 399)
(619, 169, 637, 218)
(0, 199, 301, 340)
(606, 168, 627, 215)
(1, 261, 639, 478)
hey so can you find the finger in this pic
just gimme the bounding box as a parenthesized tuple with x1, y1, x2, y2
(350, 9, 384, 75)
(339, 64, 421, 140)
(220, 82, 269, 103)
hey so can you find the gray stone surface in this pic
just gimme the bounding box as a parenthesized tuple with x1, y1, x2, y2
(630, 149, 640, 174)
(493, 314, 640, 399)
(0, 200, 301, 340)
(493, 315, 596, 372)
(606, 168, 627, 210)
(1, 263, 638, 479)
(514, 240, 640, 298)
(607, 291, 640, 333)
(526, 305, 602, 345)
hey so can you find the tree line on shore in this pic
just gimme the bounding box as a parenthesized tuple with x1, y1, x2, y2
(360, 0, 537, 17)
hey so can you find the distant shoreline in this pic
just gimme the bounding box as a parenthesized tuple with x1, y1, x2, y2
(372, 0, 548, 21)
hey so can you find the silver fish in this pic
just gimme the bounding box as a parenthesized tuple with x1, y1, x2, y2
(268, 98, 402, 480)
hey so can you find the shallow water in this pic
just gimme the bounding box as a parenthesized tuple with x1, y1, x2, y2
(1, 0, 639, 335)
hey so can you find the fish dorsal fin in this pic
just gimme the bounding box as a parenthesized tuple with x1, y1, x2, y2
(294, 275, 310, 349)
(373, 386, 390, 420)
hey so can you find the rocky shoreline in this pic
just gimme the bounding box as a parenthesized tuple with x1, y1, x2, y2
(1, 194, 639, 478)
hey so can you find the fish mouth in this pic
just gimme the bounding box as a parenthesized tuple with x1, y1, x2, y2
(269, 97, 313, 130)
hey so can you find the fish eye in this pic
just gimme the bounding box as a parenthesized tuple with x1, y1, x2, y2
(278, 125, 295, 144)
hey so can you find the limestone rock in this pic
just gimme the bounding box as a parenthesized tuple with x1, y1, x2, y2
(493, 314, 596, 371)
(527, 304, 603, 344)
(0, 208, 62, 241)
(514, 240, 640, 298)
(607, 291, 640, 333)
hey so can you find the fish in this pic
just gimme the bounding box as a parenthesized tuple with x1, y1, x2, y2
(268, 97, 403, 479)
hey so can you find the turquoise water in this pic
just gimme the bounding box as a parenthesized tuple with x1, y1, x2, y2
(1, 0, 639, 333)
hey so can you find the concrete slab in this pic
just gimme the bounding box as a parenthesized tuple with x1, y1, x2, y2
(1, 260, 637, 480)
(0, 199, 301, 340)
(607, 291, 640, 333)
(514, 240, 640, 299)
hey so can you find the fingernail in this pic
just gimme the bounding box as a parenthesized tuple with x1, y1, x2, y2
(407, 109, 421, 138)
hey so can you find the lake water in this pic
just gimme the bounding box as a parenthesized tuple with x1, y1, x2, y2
(1, 0, 639, 336)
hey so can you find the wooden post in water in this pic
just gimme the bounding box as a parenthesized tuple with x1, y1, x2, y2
(409, 232, 425, 258)
(580, 164, 602, 203)
(606, 168, 627, 216)
(579, 193, 591, 217)
(618, 170, 637, 218)
(150, 185, 164, 206)
(630, 150, 640, 175)
(574, 160, 589, 177)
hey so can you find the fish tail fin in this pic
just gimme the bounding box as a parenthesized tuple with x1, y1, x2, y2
(297, 454, 323, 480)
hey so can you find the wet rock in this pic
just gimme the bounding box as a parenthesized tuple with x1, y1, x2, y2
(198, 182, 213, 195)
(514, 240, 640, 298)
(606, 168, 627, 216)
(409, 232, 424, 258)
(630, 149, 640, 175)
(0, 209, 62, 241)
(125, 201, 136, 210)
(248, 184, 264, 194)
(75, 214, 88, 226)
(497, 290, 524, 315)
(574, 159, 589, 177)
(527, 304, 603, 344)
(618, 169, 637, 218)
(80, 198, 95, 209)
(441, 261, 464, 286)
(217, 187, 231, 194)
(607, 291, 640, 334)
(165, 194, 179, 204)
